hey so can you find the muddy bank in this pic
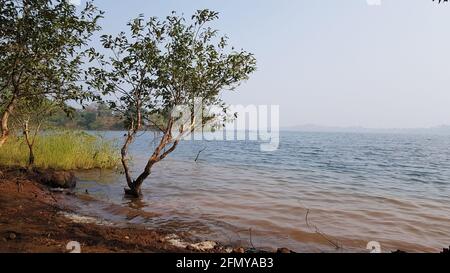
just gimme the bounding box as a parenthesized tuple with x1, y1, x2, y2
(0, 168, 255, 253)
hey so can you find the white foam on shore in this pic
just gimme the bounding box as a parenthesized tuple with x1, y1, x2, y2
(164, 234, 217, 251)
(59, 212, 114, 226)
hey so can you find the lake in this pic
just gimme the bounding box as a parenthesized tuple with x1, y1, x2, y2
(74, 131, 450, 252)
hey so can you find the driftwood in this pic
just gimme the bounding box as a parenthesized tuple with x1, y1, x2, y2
(194, 147, 207, 162)
(305, 209, 342, 250)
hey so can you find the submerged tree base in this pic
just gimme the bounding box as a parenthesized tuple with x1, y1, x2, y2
(124, 187, 142, 198)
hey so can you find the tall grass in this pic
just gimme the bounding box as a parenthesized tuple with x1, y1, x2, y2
(0, 131, 120, 170)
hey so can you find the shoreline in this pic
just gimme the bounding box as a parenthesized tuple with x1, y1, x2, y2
(0, 168, 260, 253)
(1, 168, 448, 254)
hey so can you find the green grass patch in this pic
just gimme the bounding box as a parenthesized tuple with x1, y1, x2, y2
(0, 131, 120, 170)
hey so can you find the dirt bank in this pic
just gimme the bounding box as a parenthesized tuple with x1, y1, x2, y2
(0, 168, 234, 253)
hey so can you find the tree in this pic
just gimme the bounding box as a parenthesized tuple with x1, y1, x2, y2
(88, 10, 257, 197)
(11, 97, 60, 168)
(0, 0, 103, 147)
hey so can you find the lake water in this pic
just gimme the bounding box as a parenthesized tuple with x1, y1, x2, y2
(74, 131, 450, 252)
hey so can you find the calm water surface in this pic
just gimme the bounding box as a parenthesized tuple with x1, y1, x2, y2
(74, 131, 450, 252)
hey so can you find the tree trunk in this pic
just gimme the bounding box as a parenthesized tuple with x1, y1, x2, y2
(122, 102, 143, 197)
(124, 184, 143, 197)
(23, 120, 35, 168)
(123, 118, 179, 198)
(121, 132, 134, 189)
(126, 159, 155, 197)
(28, 144, 35, 167)
(125, 137, 180, 198)
(0, 96, 17, 147)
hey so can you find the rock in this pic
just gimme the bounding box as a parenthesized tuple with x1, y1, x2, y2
(224, 247, 233, 253)
(190, 241, 217, 252)
(36, 170, 77, 189)
(277, 247, 293, 253)
(124, 236, 130, 240)
(245, 248, 261, 253)
(9, 233, 16, 240)
(186, 245, 196, 251)
(49, 188, 65, 193)
(233, 247, 245, 253)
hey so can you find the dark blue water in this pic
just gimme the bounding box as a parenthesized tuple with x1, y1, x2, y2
(75, 131, 450, 252)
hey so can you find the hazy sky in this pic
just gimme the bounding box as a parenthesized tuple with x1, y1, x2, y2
(88, 0, 450, 128)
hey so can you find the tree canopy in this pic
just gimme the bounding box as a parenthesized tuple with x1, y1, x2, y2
(0, 0, 103, 146)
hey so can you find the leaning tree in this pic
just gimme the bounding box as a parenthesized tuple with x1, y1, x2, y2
(88, 10, 257, 197)
(0, 0, 102, 147)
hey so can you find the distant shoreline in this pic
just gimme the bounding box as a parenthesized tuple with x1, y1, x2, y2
(281, 125, 450, 135)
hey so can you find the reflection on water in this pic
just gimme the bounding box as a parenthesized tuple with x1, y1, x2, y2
(74, 131, 450, 252)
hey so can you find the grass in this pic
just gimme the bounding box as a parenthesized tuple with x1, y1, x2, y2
(0, 130, 120, 170)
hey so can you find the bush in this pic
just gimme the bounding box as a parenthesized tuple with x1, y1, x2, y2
(0, 131, 120, 170)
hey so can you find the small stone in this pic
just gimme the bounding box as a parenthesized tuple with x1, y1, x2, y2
(186, 245, 196, 251)
(191, 241, 217, 251)
(124, 236, 130, 240)
(225, 247, 233, 253)
(9, 233, 16, 240)
(277, 247, 292, 253)
(2, 237, 7, 242)
(233, 247, 245, 253)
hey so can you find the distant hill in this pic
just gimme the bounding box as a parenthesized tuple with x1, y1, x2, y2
(282, 124, 450, 135)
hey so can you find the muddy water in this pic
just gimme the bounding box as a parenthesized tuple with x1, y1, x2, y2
(74, 131, 450, 252)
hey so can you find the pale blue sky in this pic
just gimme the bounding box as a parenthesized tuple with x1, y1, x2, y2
(86, 0, 450, 128)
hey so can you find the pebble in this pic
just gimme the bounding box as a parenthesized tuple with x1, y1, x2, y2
(186, 245, 196, 251)
(224, 247, 233, 253)
(9, 233, 16, 240)
(124, 236, 130, 240)
(233, 247, 245, 253)
(277, 247, 292, 253)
